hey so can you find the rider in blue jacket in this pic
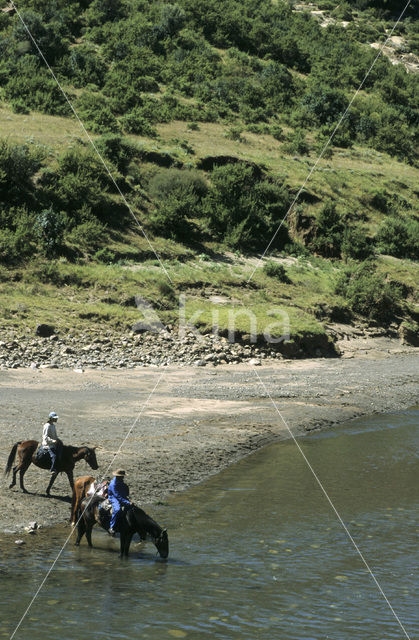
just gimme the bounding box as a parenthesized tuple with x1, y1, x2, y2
(107, 469, 132, 535)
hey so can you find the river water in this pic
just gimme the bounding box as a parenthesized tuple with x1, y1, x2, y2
(1, 408, 418, 640)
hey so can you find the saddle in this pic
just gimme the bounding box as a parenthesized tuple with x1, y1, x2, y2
(98, 498, 112, 530)
(35, 446, 51, 465)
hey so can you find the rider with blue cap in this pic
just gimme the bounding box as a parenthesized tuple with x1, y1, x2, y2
(42, 412, 62, 473)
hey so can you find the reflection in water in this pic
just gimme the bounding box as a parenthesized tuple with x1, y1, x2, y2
(1, 408, 418, 640)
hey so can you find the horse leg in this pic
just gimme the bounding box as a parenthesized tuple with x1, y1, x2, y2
(9, 464, 18, 489)
(75, 519, 85, 546)
(66, 470, 74, 492)
(18, 460, 32, 493)
(85, 523, 94, 547)
(46, 472, 58, 496)
(122, 532, 133, 558)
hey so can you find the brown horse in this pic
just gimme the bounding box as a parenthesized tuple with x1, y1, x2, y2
(5, 441, 98, 495)
(70, 475, 109, 526)
(75, 495, 169, 559)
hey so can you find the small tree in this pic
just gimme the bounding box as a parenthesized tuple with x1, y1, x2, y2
(35, 207, 66, 256)
(311, 201, 344, 258)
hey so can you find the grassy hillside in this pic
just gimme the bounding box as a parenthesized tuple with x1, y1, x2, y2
(0, 0, 418, 349)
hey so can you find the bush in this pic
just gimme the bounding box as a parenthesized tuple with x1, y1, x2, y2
(311, 201, 344, 257)
(94, 247, 116, 263)
(202, 163, 290, 251)
(35, 207, 66, 256)
(263, 261, 291, 282)
(76, 93, 119, 134)
(119, 110, 158, 137)
(148, 168, 208, 201)
(335, 260, 402, 321)
(95, 134, 138, 173)
(0, 206, 37, 264)
(4, 57, 71, 116)
(0, 139, 43, 204)
(224, 126, 244, 141)
(151, 187, 199, 241)
(64, 44, 106, 88)
(43, 146, 110, 219)
(341, 226, 374, 261)
(376, 217, 419, 260)
(66, 219, 107, 252)
(283, 130, 310, 155)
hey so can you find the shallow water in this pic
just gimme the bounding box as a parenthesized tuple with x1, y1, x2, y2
(1, 408, 418, 640)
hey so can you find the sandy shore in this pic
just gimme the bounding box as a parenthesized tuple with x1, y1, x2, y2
(0, 347, 418, 534)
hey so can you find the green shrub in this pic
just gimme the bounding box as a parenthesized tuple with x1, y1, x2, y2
(270, 125, 284, 141)
(4, 57, 71, 116)
(202, 163, 290, 251)
(0, 139, 43, 204)
(66, 219, 107, 252)
(94, 247, 116, 263)
(341, 226, 374, 261)
(335, 260, 402, 321)
(224, 126, 244, 141)
(376, 217, 419, 260)
(64, 44, 106, 88)
(42, 146, 110, 219)
(95, 134, 138, 173)
(0, 225, 36, 265)
(283, 130, 310, 156)
(119, 110, 158, 137)
(35, 207, 66, 256)
(148, 168, 208, 201)
(151, 187, 199, 241)
(263, 261, 291, 282)
(76, 93, 119, 134)
(311, 201, 344, 258)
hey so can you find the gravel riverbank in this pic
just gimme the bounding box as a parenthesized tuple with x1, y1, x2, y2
(0, 348, 417, 535)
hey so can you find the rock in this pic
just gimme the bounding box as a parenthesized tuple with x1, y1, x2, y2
(30, 362, 39, 369)
(15, 539, 25, 546)
(398, 322, 419, 347)
(35, 324, 55, 338)
(74, 368, 84, 373)
(194, 359, 207, 367)
(248, 358, 261, 366)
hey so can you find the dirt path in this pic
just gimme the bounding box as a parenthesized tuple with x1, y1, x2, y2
(0, 351, 417, 534)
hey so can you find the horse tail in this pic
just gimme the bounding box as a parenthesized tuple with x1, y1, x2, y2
(5, 442, 21, 476)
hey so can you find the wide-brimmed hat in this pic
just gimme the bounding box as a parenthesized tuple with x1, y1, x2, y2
(113, 469, 126, 477)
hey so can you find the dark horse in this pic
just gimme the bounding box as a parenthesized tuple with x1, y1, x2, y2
(5, 440, 98, 495)
(75, 495, 169, 559)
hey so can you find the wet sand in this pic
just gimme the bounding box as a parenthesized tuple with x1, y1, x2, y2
(0, 350, 418, 534)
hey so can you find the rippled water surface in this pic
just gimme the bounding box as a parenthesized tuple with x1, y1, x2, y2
(1, 408, 418, 640)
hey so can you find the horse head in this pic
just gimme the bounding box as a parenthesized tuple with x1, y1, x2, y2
(154, 528, 169, 559)
(84, 447, 99, 470)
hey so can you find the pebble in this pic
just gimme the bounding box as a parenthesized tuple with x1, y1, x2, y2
(0, 324, 354, 370)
